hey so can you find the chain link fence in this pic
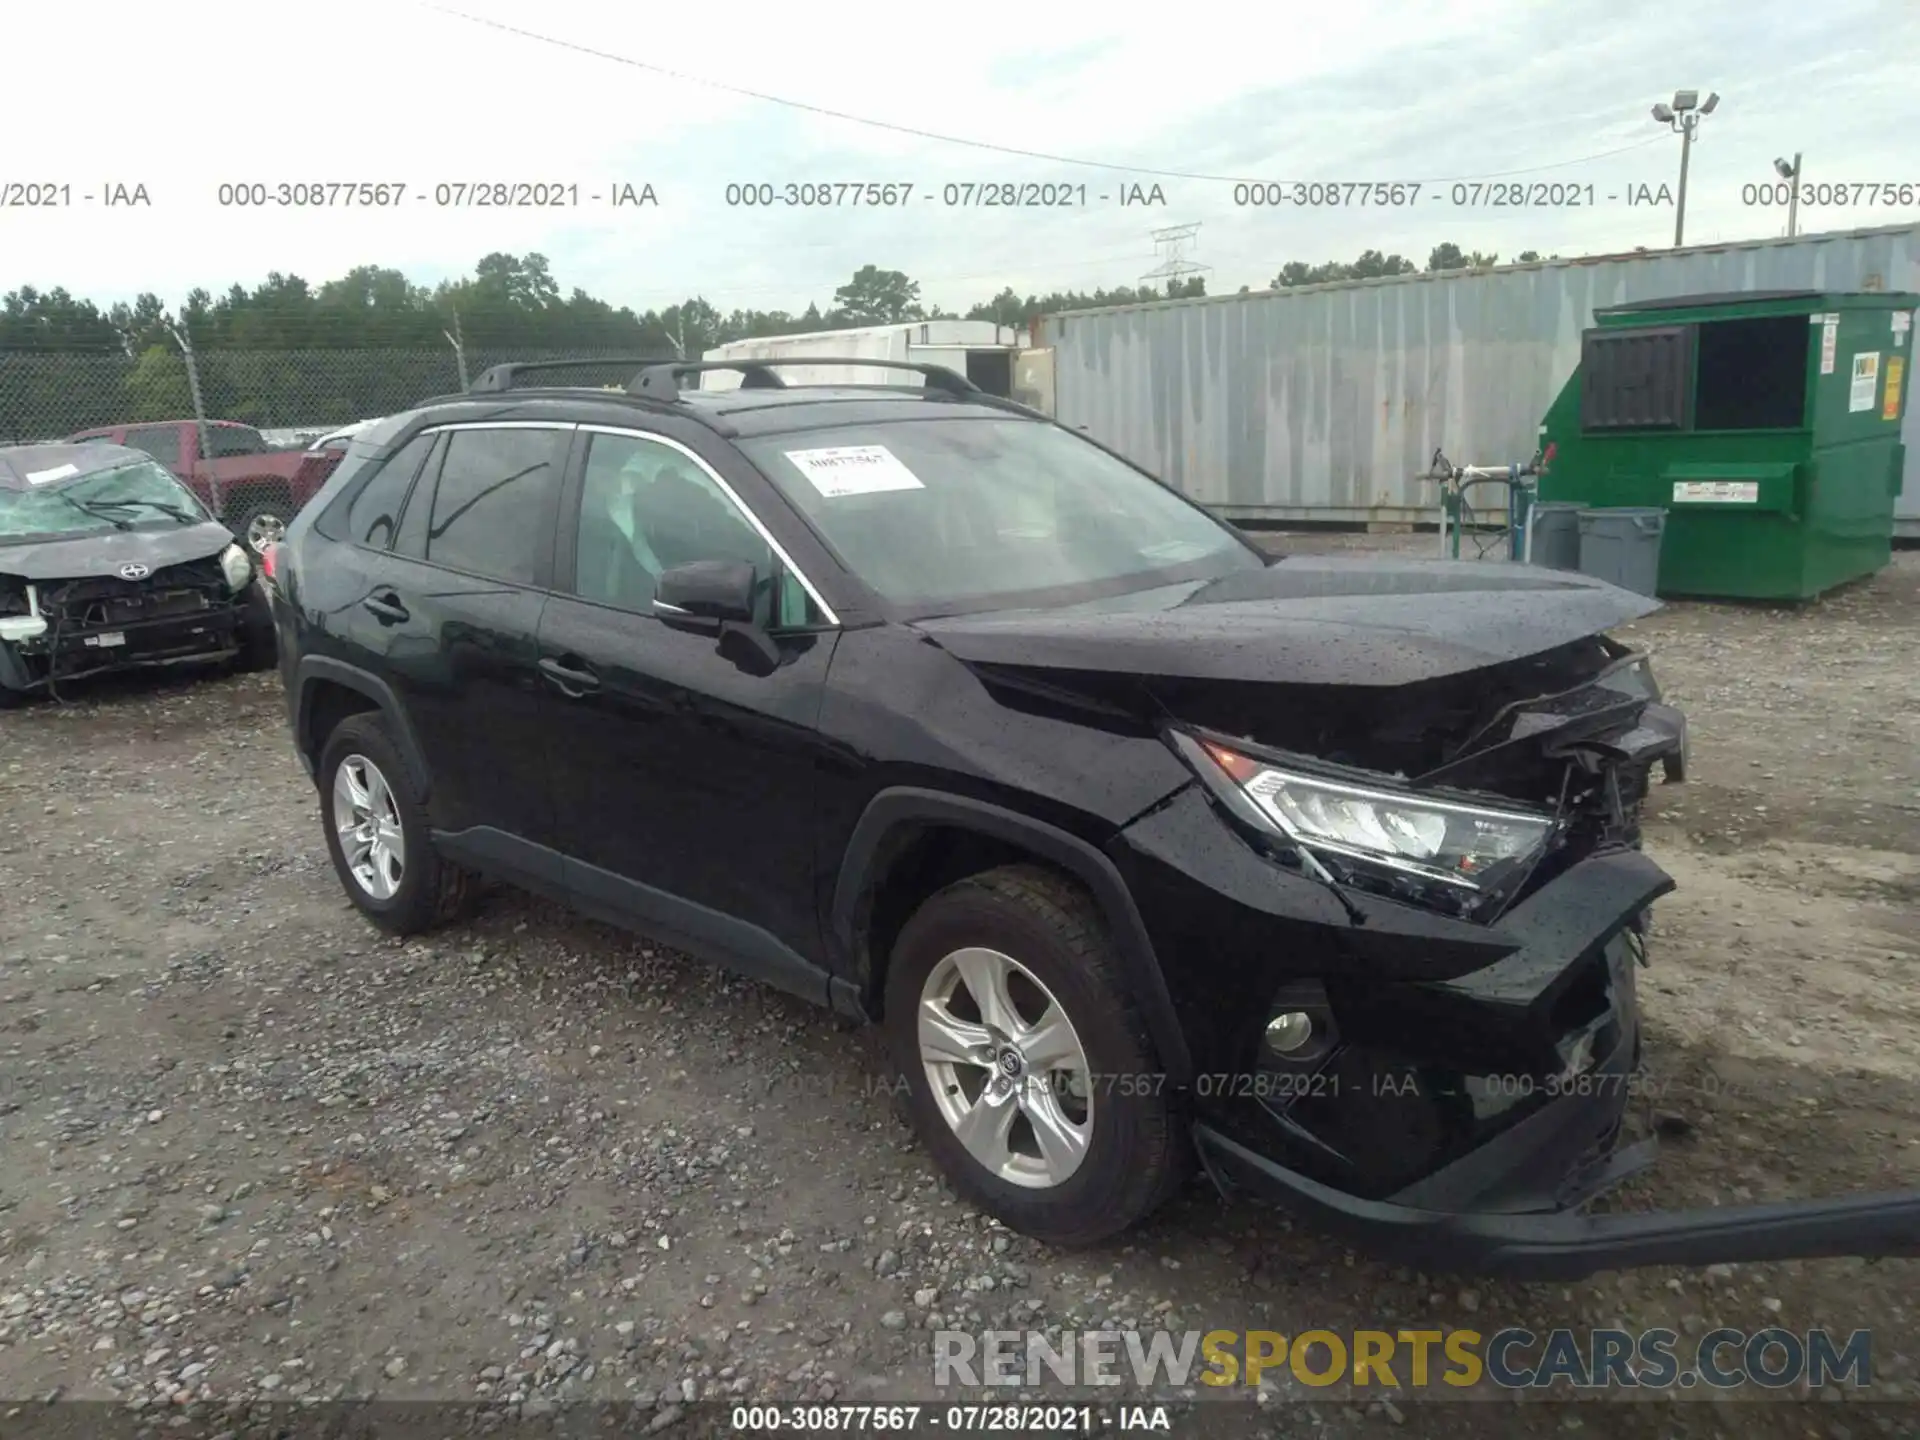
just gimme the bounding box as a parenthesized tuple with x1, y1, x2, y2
(0, 346, 662, 448)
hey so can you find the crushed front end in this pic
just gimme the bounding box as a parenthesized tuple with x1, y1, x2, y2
(1106, 639, 1920, 1278)
(0, 555, 253, 697)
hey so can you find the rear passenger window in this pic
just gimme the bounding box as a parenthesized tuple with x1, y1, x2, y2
(124, 425, 183, 469)
(345, 434, 434, 549)
(408, 428, 563, 584)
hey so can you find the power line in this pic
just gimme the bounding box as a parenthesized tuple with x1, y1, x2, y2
(421, 4, 1676, 184)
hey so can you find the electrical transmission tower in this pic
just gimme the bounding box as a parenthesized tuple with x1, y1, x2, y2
(1141, 223, 1211, 290)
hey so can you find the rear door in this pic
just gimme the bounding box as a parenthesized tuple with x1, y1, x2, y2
(355, 421, 571, 880)
(534, 422, 842, 996)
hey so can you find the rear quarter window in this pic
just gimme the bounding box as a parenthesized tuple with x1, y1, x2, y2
(309, 414, 432, 542)
(342, 433, 436, 549)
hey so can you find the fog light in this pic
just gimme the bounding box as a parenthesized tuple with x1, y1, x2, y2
(1266, 1011, 1314, 1054)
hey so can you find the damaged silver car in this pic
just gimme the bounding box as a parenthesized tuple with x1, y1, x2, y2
(0, 442, 275, 707)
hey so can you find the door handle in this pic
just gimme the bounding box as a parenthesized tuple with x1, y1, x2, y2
(539, 655, 602, 697)
(363, 590, 409, 623)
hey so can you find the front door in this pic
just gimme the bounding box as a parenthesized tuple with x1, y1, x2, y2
(535, 425, 840, 1000)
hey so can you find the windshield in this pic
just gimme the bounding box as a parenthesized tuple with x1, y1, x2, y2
(0, 459, 207, 542)
(739, 418, 1263, 614)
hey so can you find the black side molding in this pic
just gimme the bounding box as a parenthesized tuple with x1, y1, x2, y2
(294, 655, 433, 798)
(830, 787, 1194, 1085)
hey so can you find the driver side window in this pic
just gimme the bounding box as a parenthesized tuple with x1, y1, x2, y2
(574, 433, 819, 627)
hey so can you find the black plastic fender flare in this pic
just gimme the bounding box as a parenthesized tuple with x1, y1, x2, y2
(293, 655, 433, 800)
(829, 787, 1194, 1085)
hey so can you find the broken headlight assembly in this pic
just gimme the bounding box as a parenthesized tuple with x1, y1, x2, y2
(1172, 730, 1558, 917)
(219, 543, 254, 592)
(0, 580, 47, 644)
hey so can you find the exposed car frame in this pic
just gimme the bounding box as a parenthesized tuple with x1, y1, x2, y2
(0, 443, 275, 702)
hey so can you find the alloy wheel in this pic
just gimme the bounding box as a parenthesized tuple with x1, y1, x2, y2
(332, 753, 406, 900)
(917, 946, 1094, 1189)
(246, 513, 286, 554)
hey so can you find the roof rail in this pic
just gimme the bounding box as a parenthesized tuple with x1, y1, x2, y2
(628, 357, 980, 400)
(628, 361, 787, 400)
(467, 356, 683, 393)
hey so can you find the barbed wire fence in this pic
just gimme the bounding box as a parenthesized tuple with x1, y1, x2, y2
(0, 336, 660, 448)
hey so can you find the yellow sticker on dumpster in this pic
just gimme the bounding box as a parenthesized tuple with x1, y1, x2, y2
(1886, 356, 1905, 421)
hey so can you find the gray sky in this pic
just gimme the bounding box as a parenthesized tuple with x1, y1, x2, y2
(7, 0, 1918, 315)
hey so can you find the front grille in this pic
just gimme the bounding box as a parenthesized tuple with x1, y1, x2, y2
(71, 587, 212, 626)
(44, 558, 228, 629)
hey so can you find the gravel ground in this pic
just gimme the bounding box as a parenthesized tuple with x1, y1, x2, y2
(1, 540, 1917, 1439)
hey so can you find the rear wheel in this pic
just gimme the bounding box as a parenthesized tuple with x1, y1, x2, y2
(227, 496, 291, 556)
(884, 865, 1187, 1246)
(318, 713, 474, 935)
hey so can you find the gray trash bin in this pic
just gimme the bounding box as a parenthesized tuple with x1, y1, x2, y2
(1526, 502, 1586, 571)
(1577, 507, 1667, 596)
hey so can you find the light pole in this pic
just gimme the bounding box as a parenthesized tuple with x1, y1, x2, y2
(1651, 89, 1719, 248)
(1774, 153, 1803, 238)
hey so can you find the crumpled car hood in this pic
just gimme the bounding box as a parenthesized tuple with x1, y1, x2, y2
(0, 522, 235, 582)
(914, 556, 1662, 687)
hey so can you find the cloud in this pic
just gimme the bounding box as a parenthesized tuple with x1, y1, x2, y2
(5, 0, 1915, 317)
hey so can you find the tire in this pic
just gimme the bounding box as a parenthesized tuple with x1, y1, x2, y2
(883, 864, 1188, 1246)
(318, 713, 475, 935)
(226, 495, 291, 557)
(230, 582, 277, 673)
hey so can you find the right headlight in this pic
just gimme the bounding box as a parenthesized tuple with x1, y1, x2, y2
(1180, 734, 1554, 894)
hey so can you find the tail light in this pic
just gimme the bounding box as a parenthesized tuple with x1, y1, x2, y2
(260, 543, 280, 582)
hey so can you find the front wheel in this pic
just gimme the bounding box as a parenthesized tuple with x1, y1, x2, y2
(884, 865, 1188, 1246)
(231, 581, 277, 673)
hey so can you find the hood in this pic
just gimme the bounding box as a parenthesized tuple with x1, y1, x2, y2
(914, 556, 1661, 687)
(0, 521, 236, 582)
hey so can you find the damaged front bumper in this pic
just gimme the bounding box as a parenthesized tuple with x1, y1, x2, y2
(0, 572, 261, 694)
(1113, 787, 1920, 1280)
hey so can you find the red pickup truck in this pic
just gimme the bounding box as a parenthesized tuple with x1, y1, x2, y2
(64, 419, 344, 554)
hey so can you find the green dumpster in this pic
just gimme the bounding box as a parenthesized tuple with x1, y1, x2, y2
(1536, 289, 1917, 599)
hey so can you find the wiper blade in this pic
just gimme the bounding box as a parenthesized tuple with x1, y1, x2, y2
(57, 492, 133, 530)
(97, 497, 200, 524)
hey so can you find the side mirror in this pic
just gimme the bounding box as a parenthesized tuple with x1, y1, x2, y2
(654, 559, 756, 631)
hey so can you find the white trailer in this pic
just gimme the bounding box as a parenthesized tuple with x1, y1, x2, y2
(700, 320, 1029, 397)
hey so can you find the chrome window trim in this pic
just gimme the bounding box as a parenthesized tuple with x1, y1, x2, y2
(417, 421, 581, 433)
(576, 423, 841, 628)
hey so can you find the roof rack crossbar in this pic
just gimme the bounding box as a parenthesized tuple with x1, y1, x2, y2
(627, 357, 980, 400)
(467, 357, 684, 393)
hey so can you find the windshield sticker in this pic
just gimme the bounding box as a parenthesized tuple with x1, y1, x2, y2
(24, 463, 81, 486)
(784, 445, 926, 497)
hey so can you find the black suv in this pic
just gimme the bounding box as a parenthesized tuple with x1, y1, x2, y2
(269, 357, 1920, 1276)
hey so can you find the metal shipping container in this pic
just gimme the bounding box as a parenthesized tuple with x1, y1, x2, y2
(702, 320, 1029, 397)
(1034, 223, 1920, 536)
